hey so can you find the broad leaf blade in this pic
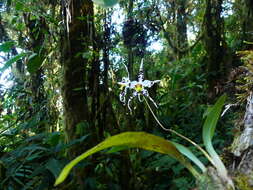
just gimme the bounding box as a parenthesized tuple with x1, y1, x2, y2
(55, 132, 199, 186)
(106, 145, 129, 153)
(172, 142, 206, 173)
(0, 52, 27, 72)
(202, 95, 228, 176)
(46, 158, 63, 179)
(0, 41, 15, 52)
(202, 94, 226, 145)
(27, 53, 44, 73)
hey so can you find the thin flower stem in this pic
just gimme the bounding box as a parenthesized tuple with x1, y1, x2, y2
(144, 97, 216, 167)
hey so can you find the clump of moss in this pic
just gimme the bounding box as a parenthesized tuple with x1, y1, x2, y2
(234, 173, 252, 190)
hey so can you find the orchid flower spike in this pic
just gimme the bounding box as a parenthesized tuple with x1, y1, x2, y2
(118, 59, 160, 112)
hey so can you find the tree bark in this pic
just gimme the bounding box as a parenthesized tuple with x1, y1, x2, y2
(61, 0, 92, 146)
(175, 0, 188, 59)
(229, 4, 253, 186)
(230, 94, 253, 188)
(23, 13, 48, 132)
(202, 0, 231, 100)
(61, 0, 93, 188)
(241, 0, 253, 47)
(123, 0, 134, 79)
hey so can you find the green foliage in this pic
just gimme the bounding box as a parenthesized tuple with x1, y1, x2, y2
(172, 142, 206, 173)
(0, 0, 246, 189)
(235, 50, 253, 102)
(157, 52, 208, 145)
(0, 52, 27, 72)
(55, 95, 235, 189)
(234, 173, 252, 190)
(55, 132, 200, 186)
(27, 53, 44, 74)
(0, 41, 15, 52)
(0, 130, 95, 190)
(0, 135, 62, 190)
(93, 0, 118, 7)
(202, 95, 234, 188)
(202, 95, 226, 149)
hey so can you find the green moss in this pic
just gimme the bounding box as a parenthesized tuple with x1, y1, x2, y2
(234, 174, 252, 190)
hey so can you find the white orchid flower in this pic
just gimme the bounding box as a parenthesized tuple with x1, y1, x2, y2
(118, 59, 160, 112)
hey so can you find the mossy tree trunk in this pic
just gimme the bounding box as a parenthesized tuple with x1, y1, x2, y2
(175, 0, 188, 59)
(230, 94, 253, 189)
(60, 0, 93, 188)
(202, 0, 231, 100)
(23, 14, 48, 132)
(124, 0, 134, 79)
(230, 2, 253, 183)
(241, 0, 253, 48)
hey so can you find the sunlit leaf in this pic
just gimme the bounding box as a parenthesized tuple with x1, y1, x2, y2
(0, 41, 15, 52)
(0, 52, 27, 72)
(172, 142, 206, 173)
(106, 145, 129, 153)
(202, 95, 228, 176)
(202, 95, 226, 142)
(55, 132, 200, 186)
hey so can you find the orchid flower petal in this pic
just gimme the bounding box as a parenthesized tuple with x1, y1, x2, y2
(138, 59, 144, 82)
(143, 89, 158, 108)
(128, 91, 138, 112)
(142, 80, 161, 88)
(129, 81, 138, 89)
(119, 88, 127, 104)
(138, 93, 144, 102)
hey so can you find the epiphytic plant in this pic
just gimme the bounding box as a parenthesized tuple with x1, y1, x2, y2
(55, 60, 234, 189)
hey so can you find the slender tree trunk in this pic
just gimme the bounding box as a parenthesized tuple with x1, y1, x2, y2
(242, 0, 253, 48)
(120, 1, 136, 189)
(61, 0, 92, 148)
(100, 10, 111, 139)
(61, 0, 93, 188)
(23, 14, 48, 132)
(202, 0, 231, 100)
(175, 0, 188, 59)
(125, 0, 134, 79)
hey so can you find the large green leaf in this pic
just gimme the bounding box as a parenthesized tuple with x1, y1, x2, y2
(92, 0, 118, 7)
(27, 53, 44, 73)
(0, 52, 27, 72)
(0, 41, 15, 53)
(55, 132, 200, 186)
(172, 142, 206, 173)
(202, 95, 227, 176)
(202, 95, 226, 141)
(46, 158, 63, 179)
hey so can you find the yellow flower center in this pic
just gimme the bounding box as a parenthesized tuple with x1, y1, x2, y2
(135, 84, 143, 92)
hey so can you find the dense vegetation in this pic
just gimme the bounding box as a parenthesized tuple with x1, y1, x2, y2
(0, 0, 253, 189)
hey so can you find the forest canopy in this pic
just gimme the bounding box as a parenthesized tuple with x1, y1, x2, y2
(0, 0, 253, 189)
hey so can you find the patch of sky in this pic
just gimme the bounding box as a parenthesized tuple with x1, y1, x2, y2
(111, 4, 163, 52)
(222, 0, 234, 18)
(0, 52, 14, 89)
